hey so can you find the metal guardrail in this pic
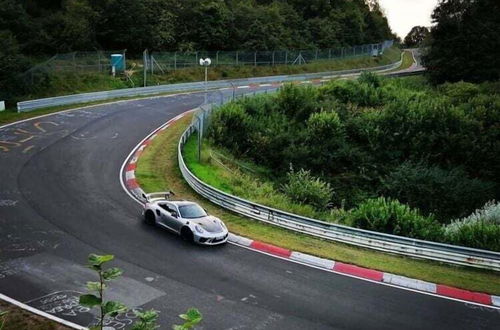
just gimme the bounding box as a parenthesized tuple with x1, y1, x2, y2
(177, 86, 500, 272)
(17, 56, 402, 112)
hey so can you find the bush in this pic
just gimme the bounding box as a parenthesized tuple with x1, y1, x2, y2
(382, 162, 496, 221)
(320, 79, 386, 107)
(440, 81, 480, 104)
(350, 197, 443, 240)
(282, 167, 333, 210)
(358, 71, 382, 88)
(444, 202, 500, 251)
(277, 84, 319, 121)
(208, 102, 253, 155)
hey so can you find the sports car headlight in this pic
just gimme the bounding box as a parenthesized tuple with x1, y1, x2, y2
(218, 220, 227, 230)
(195, 225, 205, 234)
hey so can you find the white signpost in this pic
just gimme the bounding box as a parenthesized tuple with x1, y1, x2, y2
(0, 101, 5, 112)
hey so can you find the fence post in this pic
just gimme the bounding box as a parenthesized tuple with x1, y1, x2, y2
(254, 52, 257, 66)
(98, 52, 102, 72)
(236, 51, 238, 65)
(328, 49, 331, 60)
(272, 51, 275, 66)
(174, 52, 177, 71)
(143, 49, 148, 87)
(285, 50, 288, 65)
(216, 51, 219, 66)
(315, 49, 318, 61)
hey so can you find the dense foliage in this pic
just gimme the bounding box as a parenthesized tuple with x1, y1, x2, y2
(444, 202, 500, 251)
(208, 74, 500, 249)
(422, 0, 500, 83)
(283, 167, 333, 210)
(0, 0, 392, 54)
(351, 197, 443, 241)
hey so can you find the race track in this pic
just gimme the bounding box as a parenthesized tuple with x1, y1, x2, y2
(1, 85, 499, 329)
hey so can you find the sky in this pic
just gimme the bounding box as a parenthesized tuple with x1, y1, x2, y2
(378, 0, 438, 38)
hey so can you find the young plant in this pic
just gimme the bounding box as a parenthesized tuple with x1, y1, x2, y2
(132, 309, 160, 330)
(172, 308, 202, 330)
(79, 254, 128, 330)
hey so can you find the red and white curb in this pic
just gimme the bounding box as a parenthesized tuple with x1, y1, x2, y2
(229, 233, 500, 308)
(120, 108, 500, 312)
(122, 110, 196, 200)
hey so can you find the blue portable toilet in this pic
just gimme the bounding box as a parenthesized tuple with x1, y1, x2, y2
(111, 54, 125, 71)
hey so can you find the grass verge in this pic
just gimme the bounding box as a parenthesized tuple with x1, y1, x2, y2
(135, 113, 500, 295)
(0, 299, 69, 330)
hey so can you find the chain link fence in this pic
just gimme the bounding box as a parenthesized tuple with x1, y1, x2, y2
(146, 40, 394, 73)
(17, 40, 393, 93)
(17, 50, 127, 87)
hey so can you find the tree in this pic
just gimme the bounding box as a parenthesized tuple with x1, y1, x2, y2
(404, 26, 429, 48)
(422, 0, 500, 83)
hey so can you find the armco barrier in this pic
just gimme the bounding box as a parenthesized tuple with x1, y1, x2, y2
(177, 92, 500, 272)
(17, 56, 402, 112)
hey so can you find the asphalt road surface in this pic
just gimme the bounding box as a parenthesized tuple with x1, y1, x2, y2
(1, 86, 499, 329)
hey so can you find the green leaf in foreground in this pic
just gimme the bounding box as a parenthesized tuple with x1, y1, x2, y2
(79, 294, 102, 307)
(173, 308, 202, 330)
(102, 267, 123, 281)
(103, 301, 128, 316)
(87, 254, 114, 270)
(86, 281, 103, 292)
(132, 309, 160, 330)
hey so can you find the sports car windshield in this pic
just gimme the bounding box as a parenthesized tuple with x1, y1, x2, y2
(178, 204, 207, 219)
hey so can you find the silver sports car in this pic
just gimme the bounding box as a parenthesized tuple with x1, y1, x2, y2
(142, 192, 228, 245)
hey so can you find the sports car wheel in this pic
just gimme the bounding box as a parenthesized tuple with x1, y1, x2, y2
(181, 227, 194, 242)
(144, 210, 155, 225)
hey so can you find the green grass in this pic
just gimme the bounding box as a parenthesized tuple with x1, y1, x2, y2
(135, 114, 500, 295)
(400, 50, 415, 70)
(183, 136, 351, 224)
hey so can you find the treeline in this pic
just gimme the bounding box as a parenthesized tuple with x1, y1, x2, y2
(423, 0, 500, 83)
(0, 0, 392, 54)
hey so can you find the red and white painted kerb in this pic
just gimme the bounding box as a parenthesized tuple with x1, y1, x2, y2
(230, 232, 500, 308)
(121, 109, 500, 311)
(123, 110, 196, 200)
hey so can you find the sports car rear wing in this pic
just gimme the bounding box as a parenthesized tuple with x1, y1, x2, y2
(142, 191, 176, 203)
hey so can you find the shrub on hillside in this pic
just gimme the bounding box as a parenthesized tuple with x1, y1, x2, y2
(440, 81, 480, 104)
(444, 201, 500, 251)
(320, 79, 386, 107)
(382, 162, 496, 222)
(350, 197, 443, 241)
(208, 103, 253, 156)
(277, 84, 319, 121)
(358, 71, 382, 88)
(282, 167, 333, 210)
